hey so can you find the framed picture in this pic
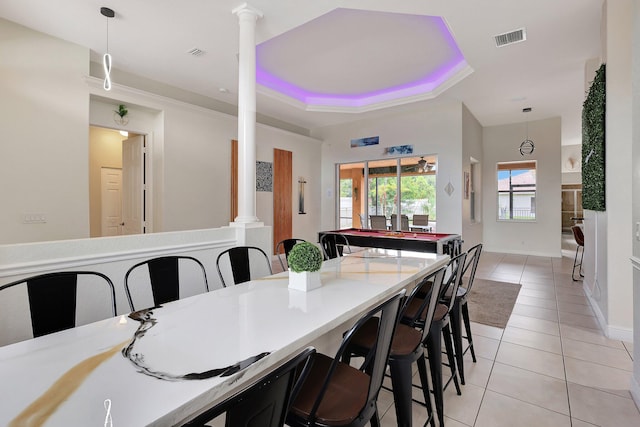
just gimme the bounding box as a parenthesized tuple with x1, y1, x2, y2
(384, 144, 414, 155)
(350, 136, 379, 148)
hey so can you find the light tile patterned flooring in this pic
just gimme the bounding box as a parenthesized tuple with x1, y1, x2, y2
(377, 238, 640, 427)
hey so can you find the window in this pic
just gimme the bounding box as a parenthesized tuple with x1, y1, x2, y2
(497, 161, 536, 221)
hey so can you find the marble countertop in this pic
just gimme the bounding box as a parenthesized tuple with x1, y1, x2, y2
(0, 249, 448, 426)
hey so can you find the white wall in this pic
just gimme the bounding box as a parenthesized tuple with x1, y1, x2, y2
(631, 0, 640, 408)
(0, 18, 90, 244)
(603, 0, 634, 337)
(561, 144, 582, 185)
(482, 117, 562, 257)
(314, 102, 464, 235)
(255, 125, 322, 244)
(462, 104, 483, 250)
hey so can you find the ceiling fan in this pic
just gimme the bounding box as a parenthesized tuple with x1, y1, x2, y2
(417, 157, 435, 173)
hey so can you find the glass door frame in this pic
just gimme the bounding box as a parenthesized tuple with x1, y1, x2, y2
(335, 155, 437, 230)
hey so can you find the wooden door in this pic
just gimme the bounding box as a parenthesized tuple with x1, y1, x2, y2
(273, 149, 292, 252)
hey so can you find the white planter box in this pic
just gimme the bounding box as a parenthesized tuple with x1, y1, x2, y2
(288, 270, 322, 292)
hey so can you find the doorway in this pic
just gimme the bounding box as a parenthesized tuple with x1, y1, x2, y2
(89, 126, 147, 237)
(338, 156, 437, 230)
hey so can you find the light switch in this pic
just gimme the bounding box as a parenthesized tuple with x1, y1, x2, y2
(22, 213, 46, 224)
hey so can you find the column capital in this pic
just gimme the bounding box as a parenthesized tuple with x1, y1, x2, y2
(232, 3, 263, 19)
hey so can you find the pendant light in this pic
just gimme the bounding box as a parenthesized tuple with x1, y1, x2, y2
(101, 7, 115, 91)
(519, 107, 535, 156)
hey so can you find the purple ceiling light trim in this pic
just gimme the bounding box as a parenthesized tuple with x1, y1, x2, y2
(255, 16, 468, 108)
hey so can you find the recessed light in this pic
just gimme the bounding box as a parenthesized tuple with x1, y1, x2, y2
(219, 88, 229, 93)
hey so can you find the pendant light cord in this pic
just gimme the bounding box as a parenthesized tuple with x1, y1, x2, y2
(100, 7, 115, 91)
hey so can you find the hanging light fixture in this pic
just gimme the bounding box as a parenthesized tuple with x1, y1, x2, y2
(417, 157, 427, 173)
(417, 157, 436, 173)
(100, 7, 115, 91)
(519, 107, 535, 156)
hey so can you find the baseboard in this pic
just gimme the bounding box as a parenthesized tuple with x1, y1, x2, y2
(584, 282, 634, 342)
(482, 246, 562, 258)
(605, 325, 634, 342)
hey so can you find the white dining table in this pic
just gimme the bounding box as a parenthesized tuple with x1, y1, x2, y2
(0, 249, 448, 427)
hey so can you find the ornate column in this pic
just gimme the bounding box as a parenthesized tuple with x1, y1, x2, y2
(232, 3, 263, 224)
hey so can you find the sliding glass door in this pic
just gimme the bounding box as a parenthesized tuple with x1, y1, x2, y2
(338, 156, 437, 230)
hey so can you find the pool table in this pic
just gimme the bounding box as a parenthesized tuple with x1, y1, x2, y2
(318, 228, 462, 255)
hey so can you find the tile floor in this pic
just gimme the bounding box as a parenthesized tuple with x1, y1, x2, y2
(376, 235, 640, 427)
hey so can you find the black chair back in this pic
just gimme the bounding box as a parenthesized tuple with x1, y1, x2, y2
(572, 225, 584, 246)
(124, 256, 209, 311)
(461, 243, 483, 294)
(319, 233, 351, 260)
(275, 238, 306, 271)
(440, 252, 467, 313)
(401, 266, 446, 342)
(0, 271, 116, 339)
(183, 347, 316, 427)
(216, 246, 272, 287)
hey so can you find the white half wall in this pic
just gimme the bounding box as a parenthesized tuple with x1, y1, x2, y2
(0, 226, 277, 347)
(482, 117, 562, 257)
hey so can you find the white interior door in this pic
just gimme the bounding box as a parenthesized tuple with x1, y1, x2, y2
(122, 135, 145, 235)
(100, 167, 122, 236)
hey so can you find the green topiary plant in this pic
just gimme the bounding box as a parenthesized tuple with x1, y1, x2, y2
(287, 242, 323, 273)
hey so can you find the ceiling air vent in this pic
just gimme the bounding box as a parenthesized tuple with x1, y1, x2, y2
(494, 28, 526, 47)
(186, 47, 206, 57)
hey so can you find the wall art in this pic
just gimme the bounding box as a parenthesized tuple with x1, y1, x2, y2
(384, 144, 413, 155)
(256, 161, 273, 192)
(350, 136, 379, 148)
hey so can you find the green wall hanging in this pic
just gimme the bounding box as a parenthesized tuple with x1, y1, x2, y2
(581, 63, 606, 211)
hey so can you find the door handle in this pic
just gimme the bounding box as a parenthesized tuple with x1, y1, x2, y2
(120, 222, 125, 226)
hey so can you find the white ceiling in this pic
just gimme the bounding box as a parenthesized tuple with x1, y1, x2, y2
(0, 0, 602, 144)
